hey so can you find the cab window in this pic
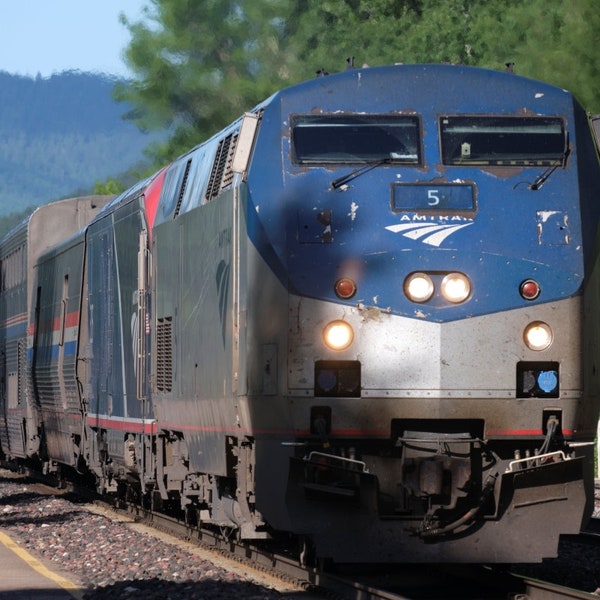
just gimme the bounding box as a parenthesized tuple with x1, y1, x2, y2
(440, 116, 567, 166)
(291, 114, 421, 165)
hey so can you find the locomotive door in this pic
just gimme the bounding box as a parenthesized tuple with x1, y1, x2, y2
(231, 112, 260, 398)
(87, 198, 153, 426)
(135, 228, 151, 411)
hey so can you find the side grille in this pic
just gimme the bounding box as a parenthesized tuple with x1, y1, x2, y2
(17, 338, 26, 406)
(173, 158, 192, 219)
(205, 133, 239, 201)
(156, 317, 173, 392)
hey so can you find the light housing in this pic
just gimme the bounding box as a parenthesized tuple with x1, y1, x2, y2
(440, 272, 471, 303)
(404, 272, 434, 303)
(517, 362, 559, 398)
(323, 320, 354, 350)
(520, 279, 541, 301)
(524, 321, 553, 351)
(335, 277, 357, 299)
(315, 361, 361, 397)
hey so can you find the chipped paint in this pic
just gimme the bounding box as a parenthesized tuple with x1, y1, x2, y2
(349, 202, 359, 221)
(357, 303, 390, 321)
(536, 210, 570, 245)
(538, 210, 560, 223)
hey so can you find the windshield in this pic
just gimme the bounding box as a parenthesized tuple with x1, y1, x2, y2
(440, 116, 567, 166)
(291, 114, 421, 165)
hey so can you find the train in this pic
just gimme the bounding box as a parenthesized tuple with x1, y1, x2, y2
(1, 63, 600, 564)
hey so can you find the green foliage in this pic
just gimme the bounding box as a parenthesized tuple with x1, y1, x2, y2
(117, 0, 600, 166)
(459, 0, 600, 110)
(94, 179, 126, 195)
(287, 0, 600, 111)
(116, 0, 297, 163)
(286, 0, 473, 75)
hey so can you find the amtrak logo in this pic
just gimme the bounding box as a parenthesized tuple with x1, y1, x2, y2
(385, 220, 473, 247)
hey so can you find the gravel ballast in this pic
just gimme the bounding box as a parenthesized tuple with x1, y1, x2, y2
(0, 470, 306, 599)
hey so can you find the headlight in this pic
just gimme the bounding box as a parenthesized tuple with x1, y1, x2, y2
(440, 272, 471, 303)
(404, 272, 434, 303)
(323, 320, 354, 350)
(524, 321, 553, 351)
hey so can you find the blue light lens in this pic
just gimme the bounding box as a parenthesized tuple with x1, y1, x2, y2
(316, 369, 337, 393)
(537, 370, 558, 393)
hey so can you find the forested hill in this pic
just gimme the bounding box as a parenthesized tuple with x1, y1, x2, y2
(0, 70, 159, 216)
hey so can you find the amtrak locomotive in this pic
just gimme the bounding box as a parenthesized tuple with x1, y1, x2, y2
(2, 64, 600, 563)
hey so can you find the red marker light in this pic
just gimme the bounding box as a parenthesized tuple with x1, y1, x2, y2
(335, 278, 357, 299)
(520, 279, 541, 301)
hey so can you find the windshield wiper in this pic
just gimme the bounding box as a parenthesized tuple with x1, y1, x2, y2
(330, 157, 392, 189)
(528, 147, 570, 190)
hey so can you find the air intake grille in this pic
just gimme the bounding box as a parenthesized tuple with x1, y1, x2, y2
(156, 317, 173, 392)
(205, 133, 239, 201)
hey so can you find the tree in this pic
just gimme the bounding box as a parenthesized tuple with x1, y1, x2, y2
(456, 0, 600, 111)
(116, 0, 297, 163)
(286, 0, 476, 78)
(288, 0, 600, 111)
(94, 178, 125, 195)
(117, 0, 600, 170)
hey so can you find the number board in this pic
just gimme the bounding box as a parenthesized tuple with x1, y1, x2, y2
(391, 183, 475, 213)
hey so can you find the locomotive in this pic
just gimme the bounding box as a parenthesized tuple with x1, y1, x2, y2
(2, 63, 600, 563)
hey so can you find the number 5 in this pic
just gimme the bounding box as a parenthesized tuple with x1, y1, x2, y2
(428, 189, 440, 206)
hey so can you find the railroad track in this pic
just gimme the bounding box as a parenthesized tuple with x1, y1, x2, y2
(4, 464, 600, 600)
(108, 498, 600, 600)
(515, 579, 600, 600)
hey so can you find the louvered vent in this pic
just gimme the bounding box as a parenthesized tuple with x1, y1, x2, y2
(156, 317, 173, 392)
(173, 159, 192, 219)
(17, 339, 26, 405)
(205, 132, 239, 201)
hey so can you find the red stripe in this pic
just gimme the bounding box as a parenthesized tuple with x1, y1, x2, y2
(86, 415, 158, 434)
(2, 313, 27, 327)
(487, 429, 544, 436)
(52, 311, 79, 331)
(27, 311, 80, 336)
(486, 428, 580, 437)
(158, 421, 294, 436)
(83, 420, 585, 439)
(72, 419, 596, 441)
(144, 168, 167, 238)
(65, 311, 79, 328)
(325, 428, 582, 438)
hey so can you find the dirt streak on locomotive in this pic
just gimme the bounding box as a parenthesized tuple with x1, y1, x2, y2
(2, 63, 600, 563)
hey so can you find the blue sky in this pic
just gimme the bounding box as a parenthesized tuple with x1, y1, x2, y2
(0, 1, 148, 78)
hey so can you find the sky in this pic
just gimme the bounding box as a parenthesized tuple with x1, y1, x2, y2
(0, 1, 149, 79)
